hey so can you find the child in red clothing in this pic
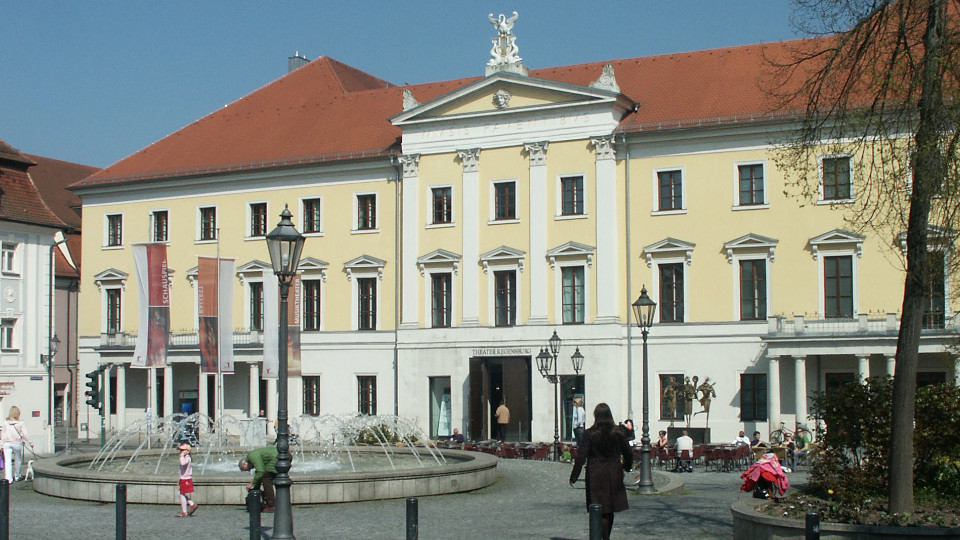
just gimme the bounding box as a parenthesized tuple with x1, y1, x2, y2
(176, 442, 199, 517)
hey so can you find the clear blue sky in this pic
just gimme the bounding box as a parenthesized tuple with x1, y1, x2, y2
(2, 1, 801, 168)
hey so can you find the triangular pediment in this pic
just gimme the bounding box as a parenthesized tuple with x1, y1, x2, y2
(93, 268, 128, 282)
(723, 233, 779, 263)
(417, 249, 462, 275)
(546, 241, 595, 268)
(897, 226, 956, 255)
(392, 72, 628, 125)
(236, 260, 271, 274)
(298, 257, 329, 272)
(344, 254, 386, 281)
(809, 228, 865, 259)
(642, 238, 696, 267)
(480, 245, 526, 273)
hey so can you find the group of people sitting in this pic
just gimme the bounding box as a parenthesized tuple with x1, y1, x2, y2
(734, 426, 812, 471)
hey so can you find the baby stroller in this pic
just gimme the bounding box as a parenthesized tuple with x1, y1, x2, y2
(740, 452, 789, 500)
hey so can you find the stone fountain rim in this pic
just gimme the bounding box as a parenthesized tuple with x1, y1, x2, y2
(34, 447, 495, 486)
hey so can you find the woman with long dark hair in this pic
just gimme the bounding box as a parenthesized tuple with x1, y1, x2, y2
(569, 402, 632, 540)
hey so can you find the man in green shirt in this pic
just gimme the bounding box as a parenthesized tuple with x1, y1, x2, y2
(238, 446, 278, 511)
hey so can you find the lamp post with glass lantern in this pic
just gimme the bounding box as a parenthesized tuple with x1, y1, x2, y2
(631, 286, 657, 493)
(536, 331, 584, 462)
(265, 205, 305, 539)
(42, 334, 61, 437)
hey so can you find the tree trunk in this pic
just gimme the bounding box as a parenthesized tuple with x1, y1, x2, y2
(888, 0, 946, 515)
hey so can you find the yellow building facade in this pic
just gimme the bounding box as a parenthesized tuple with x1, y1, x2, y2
(73, 18, 957, 444)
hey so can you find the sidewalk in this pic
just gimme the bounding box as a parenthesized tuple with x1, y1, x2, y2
(10, 458, 807, 539)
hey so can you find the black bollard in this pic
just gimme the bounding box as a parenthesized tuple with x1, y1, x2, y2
(247, 489, 262, 540)
(588, 503, 603, 540)
(116, 483, 127, 540)
(805, 511, 820, 540)
(406, 497, 418, 540)
(0, 479, 8, 540)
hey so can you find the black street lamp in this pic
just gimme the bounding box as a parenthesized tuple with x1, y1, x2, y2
(42, 334, 61, 430)
(536, 331, 584, 461)
(631, 286, 657, 493)
(265, 205, 305, 539)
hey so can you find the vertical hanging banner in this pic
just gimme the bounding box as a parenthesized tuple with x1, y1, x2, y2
(218, 258, 236, 374)
(287, 275, 302, 376)
(198, 257, 219, 374)
(132, 243, 169, 368)
(262, 275, 278, 379)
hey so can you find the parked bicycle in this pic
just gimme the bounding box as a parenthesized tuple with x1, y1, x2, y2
(768, 422, 795, 446)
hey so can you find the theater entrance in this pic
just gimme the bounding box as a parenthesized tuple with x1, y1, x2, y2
(467, 356, 531, 442)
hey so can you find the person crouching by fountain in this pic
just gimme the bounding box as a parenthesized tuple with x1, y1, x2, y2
(238, 446, 278, 512)
(2, 406, 33, 482)
(176, 443, 199, 517)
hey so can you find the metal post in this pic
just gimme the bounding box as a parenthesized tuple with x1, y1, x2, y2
(0, 479, 8, 540)
(273, 280, 295, 539)
(636, 328, 654, 492)
(115, 483, 127, 540)
(588, 503, 603, 540)
(552, 353, 560, 462)
(247, 489, 262, 540)
(405, 497, 418, 540)
(805, 511, 820, 540)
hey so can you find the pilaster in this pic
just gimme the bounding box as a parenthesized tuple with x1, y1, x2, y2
(459, 149, 481, 327)
(525, 142, 549, 325)
(399, 154, 421, 329)
(591, 136, 619, 323)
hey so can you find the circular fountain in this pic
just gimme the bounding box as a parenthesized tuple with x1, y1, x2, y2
(33, 413, 497, 505)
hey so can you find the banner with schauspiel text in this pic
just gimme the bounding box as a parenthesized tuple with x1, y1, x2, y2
(261, 275, 301, 378)
(132, 243, 169, 368)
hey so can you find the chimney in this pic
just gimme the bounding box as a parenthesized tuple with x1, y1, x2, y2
(288, 51, 309, 73)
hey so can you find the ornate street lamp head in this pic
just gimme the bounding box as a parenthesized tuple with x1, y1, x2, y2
(548, 330, 561, 357)
(632, 286, 657, 331)
(50, 334, 60, 356)
(265, 205, 305, 282)
(536, 347, 553, 379)
(570, 347, 584, 374)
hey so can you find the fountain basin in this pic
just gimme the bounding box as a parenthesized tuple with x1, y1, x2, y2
(33, 448, 498, 505)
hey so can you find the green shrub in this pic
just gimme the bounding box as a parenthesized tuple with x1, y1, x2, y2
(354, 423, 420, 445)
(809, 377, 960, 503)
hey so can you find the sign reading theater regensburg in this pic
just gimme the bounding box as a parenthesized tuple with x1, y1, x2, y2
(472, 347, 532, 357)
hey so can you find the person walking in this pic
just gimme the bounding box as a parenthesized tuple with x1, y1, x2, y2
(176, 442, 199, 517)
(238, 446, 278, 512)
(572, 397, 586, 448)
(569, 402, 633, 540)
(2, 406, 32, 483)
(494, 400, 510, 442)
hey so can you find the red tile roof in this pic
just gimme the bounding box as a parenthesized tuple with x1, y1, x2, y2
(77, 39, 812, 188)
(25, 154, 97, 230)
(0, 139, 68, 231)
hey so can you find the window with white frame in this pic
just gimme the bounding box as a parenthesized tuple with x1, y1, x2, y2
(106, 288, 122, 334)
(1, 243, 17, 274)
(736, 163, 765, 206)
(356, 193, 377, 231)
(303, 279, 321, 331)
(492, 180, 517, 221)
(358, 375, 377, 415)
(249, 281, 264, 332)
(481, 246, 524, 327)
(724, 234, 777, 321)
(106, 214, 123, 247)
(820, 155, 852, 201)
(431, 186, 453, 225)
(303, 376, 321, 415)
(431, 273, 452, 328)
(302, 197, 322, 234)
(0, 318, 16, 351)
(548, 242, 594, 325)
(656, 169, 683, 211)
(561, 266, 585, 324)
(810, 229, 862, 319)
(923, 250, 947, 329)
(659, 263, 684, 323)
(249, 202, 267, 237)
(198, 206, 217, 241)
(151, 210, 168, 242)
(357, 278, 377, 330)
(560, 175, 584, 216)
(739, 260, 767, 321)
(494, 270, 516, 327)
(643, 238, 694, 324)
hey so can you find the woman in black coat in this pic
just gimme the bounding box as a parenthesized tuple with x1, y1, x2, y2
(569, 402, 633, 540)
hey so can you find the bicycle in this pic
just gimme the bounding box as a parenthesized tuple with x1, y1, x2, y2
(768, 422, 795, 446)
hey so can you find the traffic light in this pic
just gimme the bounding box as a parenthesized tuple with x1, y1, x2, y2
(84, 370, 101, 410)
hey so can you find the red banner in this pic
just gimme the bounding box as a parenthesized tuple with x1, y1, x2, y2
(198, 257, 219, 373)
(287, 275, 302, 376)
(132, 243, 169, 368)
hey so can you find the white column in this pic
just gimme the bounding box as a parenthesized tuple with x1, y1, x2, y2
(793, 356, 807, 426)
(399, 154, 420, 329)
(459, 149, 481, 326)
(767, 354, 781, 430)
(525, 142, 549, 325)
(198, 371, 208, 417)
(148, 367, 157, 420)
(163, 365, 174, 417)
(857, 355, 870, 382)
(116, 365, 126, 429)
(266, 378, 277, 439)
(886, 355, 896, 378)
(103, 366, 112, 432)
(591, 136, 619, 323)
(954, 357, 960, 386)
(249, 363, 260, 417)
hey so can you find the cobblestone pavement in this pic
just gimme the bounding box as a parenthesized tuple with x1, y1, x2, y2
(11, 459, 807, 539)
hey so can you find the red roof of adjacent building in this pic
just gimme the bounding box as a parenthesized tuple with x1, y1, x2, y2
(77, 39, 811, 188)
(0, 139, 68, 231)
